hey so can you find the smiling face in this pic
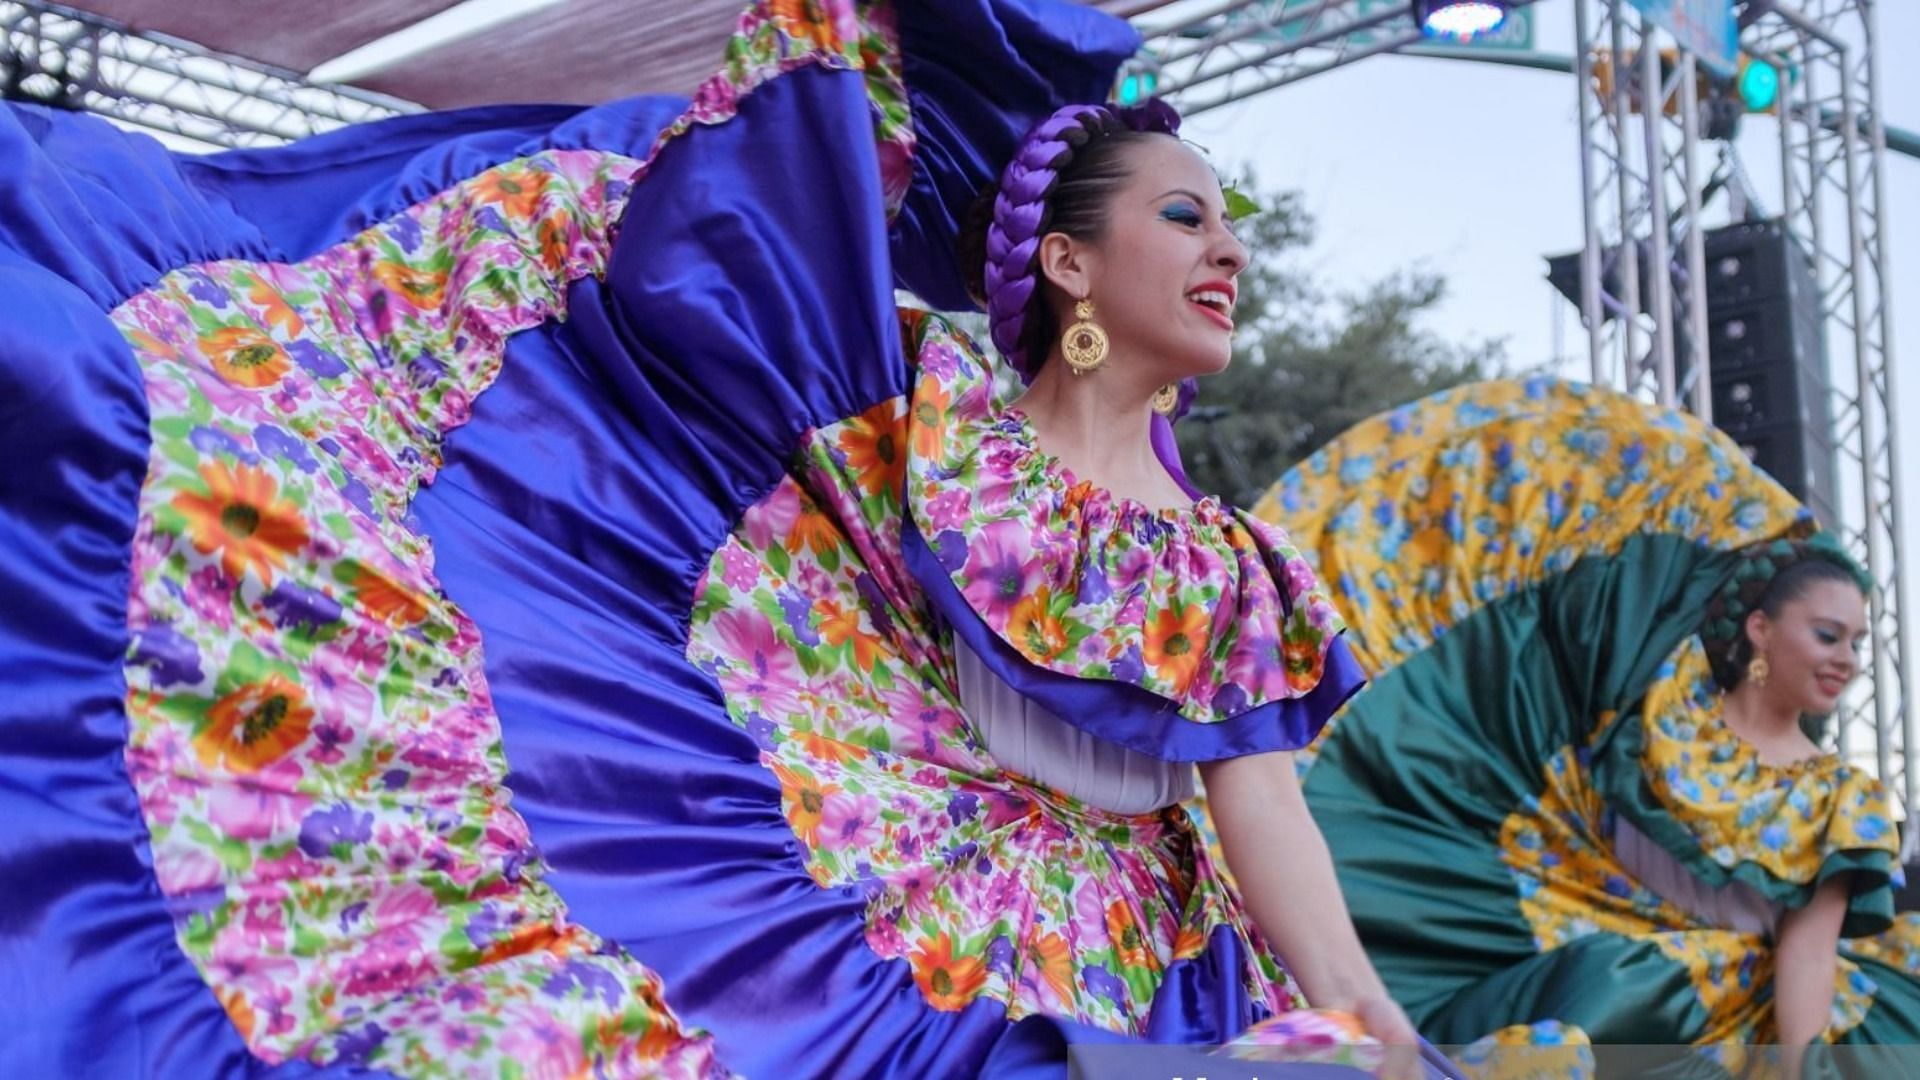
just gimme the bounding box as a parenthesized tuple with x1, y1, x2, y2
(1746, 577, 1869, 716)
(1035, 137, 1249, 385)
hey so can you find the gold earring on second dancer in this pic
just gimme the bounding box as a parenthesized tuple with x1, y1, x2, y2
(1151, 383, 1179, 415)
(1062, 299, 1109, 374)
(1748, 654, 1771, 687)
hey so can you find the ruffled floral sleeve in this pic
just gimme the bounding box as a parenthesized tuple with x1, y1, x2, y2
(1594, 637, 1902, 937)
(896, 310, 1366, 761)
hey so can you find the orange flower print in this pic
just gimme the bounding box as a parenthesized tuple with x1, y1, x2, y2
(194, 674, 314, 773)
(172, 462, 310, 585)
(1172, 924, 1208, 961)
(838, 403, 906, 498)
(372, 259, 448, 310)
(472, 166, 550, 221)
(785, 494, 843, 558)
(1143, 602, 1211, 694)
(216, 987, 257, 1043)
(768, 0, 845, 50)
(1283, 635, 1323, 692)
(245, 275, 304, 337)
(537, 211, 574, 270)
(771, 761, 839, 847)
(817, 599, 887, 672)
(1007, 587, 1070, 662)
(910, 932, 987, 1011)
(124, 327, 179, 361)
(1030, 930, 1076, 1004)
(350, 563, 430, 627)
(634, 1009, 687, 1062)
(799, 730, 868, 765)
(1105, 900, 1156, 970)
(909, 376, 952, 460)
(200, 326, 292, 388)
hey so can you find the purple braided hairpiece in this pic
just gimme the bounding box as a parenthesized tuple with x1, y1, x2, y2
(983, 99, 1182, 382)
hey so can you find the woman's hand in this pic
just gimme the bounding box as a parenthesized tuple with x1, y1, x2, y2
(1348, 991, 1418, 1046)
(1339, 992, 1422, 1080)
(1200, 752, 1427, 1077)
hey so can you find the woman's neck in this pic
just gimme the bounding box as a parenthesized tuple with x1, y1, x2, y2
(1014, 352, 1186, 511)
(1720, 681, 1816, 764)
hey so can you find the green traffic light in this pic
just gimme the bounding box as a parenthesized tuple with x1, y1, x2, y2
(1739, 60, 1780, 111)
(1117, 71, 1157, 106)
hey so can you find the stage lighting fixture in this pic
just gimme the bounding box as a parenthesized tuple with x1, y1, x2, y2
(1414, 0, 1509, 39)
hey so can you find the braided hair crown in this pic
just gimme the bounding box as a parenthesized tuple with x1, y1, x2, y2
(981, 98, 1182, 380)
(1698, 531, 1873, 690)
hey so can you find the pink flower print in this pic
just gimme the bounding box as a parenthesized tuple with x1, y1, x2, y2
(254, 845, 326, 885)
(234, 890, 290, 951)
(209, 935, 294, 989)
(1110, 544, 1156, 594)
(824, 0, 861, 43)
(187, 564, 237, 630)
(817, 790, 883, 851)
(1282, 555, 1319, 597)
(1174, 539, 1228, 585)
(924, 487, 972, 531)
(1073, 885, 1112, 947)
(306, 719, 354, 766)
(712, 608, 804, 718)
(982, 791, 1033, 831)
(793, 561, 835, 599)
(689, 70, 740, 120)
(340, 924, 432, 998)
(865, 911, 908, 959)
(372, 882, 439, 928)
(498, 1006, 588, 1080)
(743, 481, 802, 552)
(719, 544, 761, 591)
(1225, 633, 1289, 700)
(208, 764, 312, 842)
(308, 642, 375, 733)
(960, 520, 1039, 623)
(341, 623, 390, 676)
(982, 870, 1025, 917)
(890, 864, 940, 920)
(154, 844, 223, 896)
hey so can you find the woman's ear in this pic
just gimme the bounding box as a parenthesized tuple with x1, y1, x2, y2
(1036, 232, 1091, 300)
(1744, 609, 1772, 657)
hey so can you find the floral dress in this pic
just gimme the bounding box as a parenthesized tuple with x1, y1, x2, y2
(683, 308, 1367, 1037)
(0, 0, 1405, 1075)
(1265, 376, 1920, 1075)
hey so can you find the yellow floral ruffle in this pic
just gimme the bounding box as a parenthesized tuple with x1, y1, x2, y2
(1629, 638, 1899, 894)
(1258, 377, 1807, 677)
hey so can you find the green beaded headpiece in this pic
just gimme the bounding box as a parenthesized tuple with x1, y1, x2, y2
(1698, 531, 1873, 691)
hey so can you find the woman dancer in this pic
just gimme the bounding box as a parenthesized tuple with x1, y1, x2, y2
(1268, 377, 1920, 1077)
(2, 0, 1422, 1075)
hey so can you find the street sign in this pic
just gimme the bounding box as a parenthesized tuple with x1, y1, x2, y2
(1627, 0, 1740, 74)
(1234, 0, 1537, 52)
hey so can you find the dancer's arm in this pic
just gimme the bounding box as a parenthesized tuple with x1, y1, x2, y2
(1200, 750, 1416, 1045)
(1775, 875, 1848, 1078)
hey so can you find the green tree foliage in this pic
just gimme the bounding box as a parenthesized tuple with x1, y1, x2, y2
(1177, 174, 1505, 507)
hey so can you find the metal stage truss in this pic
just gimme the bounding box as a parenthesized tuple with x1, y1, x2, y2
(4, 0, 1910, 825)
(1134, 0, 1909, 822)
(0, 1, 411, 150)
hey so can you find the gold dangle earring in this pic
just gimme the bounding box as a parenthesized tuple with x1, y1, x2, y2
(1748, 654, 1771, 687)
(1151, 383, 1179, 416)
(1061, 299, 1109, 375)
